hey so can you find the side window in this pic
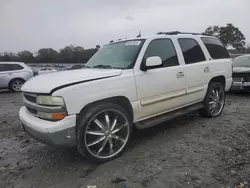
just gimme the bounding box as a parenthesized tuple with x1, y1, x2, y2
(144, 38, 179, 68)
(11, 64, 24, 70)
(0, 64, 24, 71)
(201, 37, 230, 59)
(0, 64, 12, 71)
(178, 38, 206, 64)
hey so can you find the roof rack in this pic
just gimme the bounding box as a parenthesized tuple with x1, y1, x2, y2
(157, 31, 204, 35)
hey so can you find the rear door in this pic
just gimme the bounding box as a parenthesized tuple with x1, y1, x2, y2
(0, 64, 13, 88)
(0, 64, 25, 88)
(176, 37, 209, 103)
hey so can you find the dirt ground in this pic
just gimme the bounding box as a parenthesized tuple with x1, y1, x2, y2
(0, 90, 250, 188)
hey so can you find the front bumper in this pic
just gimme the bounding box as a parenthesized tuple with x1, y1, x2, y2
(19, 107, 77, 147)
(230, 81, 250, 91)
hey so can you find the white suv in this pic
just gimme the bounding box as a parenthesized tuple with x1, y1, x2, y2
(19, 32, 233, 162)
(0, 62, 34, 92)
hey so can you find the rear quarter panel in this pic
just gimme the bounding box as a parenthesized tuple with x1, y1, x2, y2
(208, 58, 233, 91)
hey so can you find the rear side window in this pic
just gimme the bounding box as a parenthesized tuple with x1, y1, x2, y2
(201, 37, 230, 59)
(144, 38, 179, 68)
(178, 38, 206, 64)
(0, 64, 24, 71)
(11, 64, 24, 70)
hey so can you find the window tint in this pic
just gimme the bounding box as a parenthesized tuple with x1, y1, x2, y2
(201, 37, 230, 59)
(144, 39, 179, 68)
(0, 64, 24, 72)
(178, 38, 206, 64)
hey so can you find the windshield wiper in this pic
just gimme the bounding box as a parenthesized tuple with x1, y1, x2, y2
(92, 65, 114, 69)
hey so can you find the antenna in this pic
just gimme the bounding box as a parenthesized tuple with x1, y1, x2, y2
(137, 31, 141, 38)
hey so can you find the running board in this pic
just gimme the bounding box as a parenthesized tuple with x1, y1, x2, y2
(135, 103, 204, 129)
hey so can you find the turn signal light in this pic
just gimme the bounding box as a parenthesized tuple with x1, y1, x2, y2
(52, 113, 66, 120)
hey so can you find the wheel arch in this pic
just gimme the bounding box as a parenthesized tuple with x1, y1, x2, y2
(8, 77, 25, 88)
(209, 75, 226, 88)
(77, 96, 134, 124)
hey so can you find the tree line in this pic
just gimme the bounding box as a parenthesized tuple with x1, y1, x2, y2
(0, 45, 100, 64)
(0, 23, 249, 64)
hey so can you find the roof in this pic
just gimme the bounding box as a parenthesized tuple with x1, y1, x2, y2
(0, 61, 25, 64)
(110, 32, 215, 44)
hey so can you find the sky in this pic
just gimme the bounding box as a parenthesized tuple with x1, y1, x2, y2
(0, 0, 250, 52)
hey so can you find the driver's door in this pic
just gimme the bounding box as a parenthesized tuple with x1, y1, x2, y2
(134, 38, 187, 120)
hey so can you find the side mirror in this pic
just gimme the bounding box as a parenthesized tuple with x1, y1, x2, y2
(145, 56, 162, 68)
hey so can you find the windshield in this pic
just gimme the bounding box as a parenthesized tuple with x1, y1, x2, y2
(85, 40, 145, 69)
(233, 55, 250, 67)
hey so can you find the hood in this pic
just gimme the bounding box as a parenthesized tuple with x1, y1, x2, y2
(233, 67, 250, 73)
(21, 68, 122, 94)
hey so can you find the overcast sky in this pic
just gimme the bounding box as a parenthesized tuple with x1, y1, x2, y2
(0, 0, 249, 52)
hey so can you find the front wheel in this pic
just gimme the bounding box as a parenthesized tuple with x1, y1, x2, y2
(9, 79, 25, 92)
(199, 82, 225, 118)
(76, 103, 132, 163)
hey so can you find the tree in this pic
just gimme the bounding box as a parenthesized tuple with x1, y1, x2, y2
(58, 45, 75, 63)
(36, 48, 59, 63)
(204, 24, 246, 50)
(18, 50, 34, 63)
(0, 52, 18, 61)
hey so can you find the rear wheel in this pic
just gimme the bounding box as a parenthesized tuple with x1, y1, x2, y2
(9, 79, 25, 92)
(199, 82, 225, 118)
(76, 103, 132, 163)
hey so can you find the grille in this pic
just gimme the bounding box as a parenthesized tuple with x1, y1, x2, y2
(233, 72, 250, 82)
(23, 93, 37, 115)
(26, 107, 37, 115)
(24, 93, 37, 103)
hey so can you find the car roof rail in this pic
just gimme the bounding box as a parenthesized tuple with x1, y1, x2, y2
(157, 31, 205, 35)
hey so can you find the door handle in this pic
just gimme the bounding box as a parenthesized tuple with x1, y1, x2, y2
(8, 73, 12, 75)
(204, 67, 210, 73)
(176, 72, 184, 78)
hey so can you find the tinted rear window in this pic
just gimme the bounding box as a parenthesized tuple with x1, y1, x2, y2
(201, 37, 230, 59)
(178, 38, 206, 64)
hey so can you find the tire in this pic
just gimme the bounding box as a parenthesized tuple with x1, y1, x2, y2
(199, 82, 225, 118)
(76, 102, 133, 163)
(9, 79, 25, 92)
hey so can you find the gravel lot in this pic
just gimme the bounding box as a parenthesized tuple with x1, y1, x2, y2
(0, 90, 250, 188)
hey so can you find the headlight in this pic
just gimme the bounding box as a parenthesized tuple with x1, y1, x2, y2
(35, 96, 67, 120)
(36, 96, 64, 106)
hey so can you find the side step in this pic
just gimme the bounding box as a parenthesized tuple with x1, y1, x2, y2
(135, 103, 204, 129)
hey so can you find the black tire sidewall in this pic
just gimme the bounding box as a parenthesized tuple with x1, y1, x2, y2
(203, 82, 226, 118)
(76, 102, 133, 163)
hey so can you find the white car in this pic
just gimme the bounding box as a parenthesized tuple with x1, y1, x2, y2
(37, 67, 57, 75)
(19, 32, 233, 162)
(0, 62, 34, 92)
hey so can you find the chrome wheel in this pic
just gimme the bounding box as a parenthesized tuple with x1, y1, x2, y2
(84, 109, 130, 159)
(11, 79, 24, 92)
(208, 85, 225, 116)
